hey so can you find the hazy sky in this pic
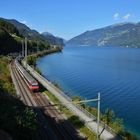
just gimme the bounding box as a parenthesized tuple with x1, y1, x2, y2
(1, 0, 140, 39)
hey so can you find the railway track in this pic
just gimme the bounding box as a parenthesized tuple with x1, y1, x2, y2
(11, 61, 57, 140)
(11, 60, 85, 140)
(34, 93, 83, 140)
(40, 94, 83, 139)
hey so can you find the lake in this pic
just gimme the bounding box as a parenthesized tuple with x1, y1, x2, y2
(37, 45, 140, 137)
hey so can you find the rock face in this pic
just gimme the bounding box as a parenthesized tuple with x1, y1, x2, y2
(67, 22, 140, 47)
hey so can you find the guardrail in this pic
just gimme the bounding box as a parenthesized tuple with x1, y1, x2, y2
(75, 103, 121, 138)
(74, 103, 96, 120)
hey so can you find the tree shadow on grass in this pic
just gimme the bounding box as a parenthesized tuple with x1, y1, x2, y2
(38, 107, 86, 140)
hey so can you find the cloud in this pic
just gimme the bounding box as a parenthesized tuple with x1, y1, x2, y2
(21, 20, 27, 24)
(123, 14, 131, 20)
(113, 13, 119, 20)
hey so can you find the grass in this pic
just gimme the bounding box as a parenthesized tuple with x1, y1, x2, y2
(43, 91, 138, 140)
(43, 91, 99, 140)
(0, 57, 40, 140)
(0, 57, 16, 95)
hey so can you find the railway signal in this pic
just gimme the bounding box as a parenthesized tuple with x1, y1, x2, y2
(22, 40, 24, 57)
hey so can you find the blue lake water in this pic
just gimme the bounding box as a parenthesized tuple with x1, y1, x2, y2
(37, 45, 140, 137)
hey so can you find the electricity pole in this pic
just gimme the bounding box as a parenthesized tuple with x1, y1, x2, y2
(37, 41, 39, 53)
(97, 92, 100, 139)
(25, 37, 27, 68)
(22, 40, 24, 57)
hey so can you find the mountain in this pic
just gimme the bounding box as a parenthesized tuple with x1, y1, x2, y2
(67, 22, 140, 47)
(0, 17, 65, 54)
(42, 32, 53, 36)
(0, 17, 64, 46)
(42, 32, 64, 46)
(0, 19, 21, 54)
(0, 18, 48, 43)
(0, 18, 51, 55)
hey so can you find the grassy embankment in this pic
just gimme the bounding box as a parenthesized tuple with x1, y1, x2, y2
(44, 91, 137, 140)
(71, 96, 138, 140)
(0, 57, 40, 140)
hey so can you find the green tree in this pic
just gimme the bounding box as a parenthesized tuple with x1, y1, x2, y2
(102, 108, 115, 125)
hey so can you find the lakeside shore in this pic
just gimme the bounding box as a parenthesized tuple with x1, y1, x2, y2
(26, 46, 62, 68)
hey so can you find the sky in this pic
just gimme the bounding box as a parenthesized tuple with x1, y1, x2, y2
(1, 0, 140, 40)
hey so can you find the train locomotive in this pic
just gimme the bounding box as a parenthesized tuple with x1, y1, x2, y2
(15, 60, 39, 91)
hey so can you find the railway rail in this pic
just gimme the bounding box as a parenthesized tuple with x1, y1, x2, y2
(11, 61, 56, 140)
(11, 60, 84, 140)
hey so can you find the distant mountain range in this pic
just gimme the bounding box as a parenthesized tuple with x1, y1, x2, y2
(42, 32, 64, 46)
(67, 22, 140, 48)
(0, 17, 64, 54)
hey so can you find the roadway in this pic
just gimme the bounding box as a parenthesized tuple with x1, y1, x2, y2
(10, 60, 84, 140)
(23, 62, 122, 140)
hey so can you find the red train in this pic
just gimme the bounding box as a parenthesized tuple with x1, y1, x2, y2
(15, 60, 39, 91)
